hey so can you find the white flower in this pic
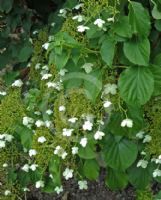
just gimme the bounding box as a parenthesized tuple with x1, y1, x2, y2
(78, 180, 88, 190)
(23, 187, 30, 192)
(46, 109, 53, 115)
(59, 69, 68, 76)
(72, 15, 85, 22)
(94, 131, 105, 140)
(81, 63, 93, 73)
(30, 164, 38, 171)
(4, 134, 14, 142)
(29, 149, 37, 157)
(121, 119, 133, 128)
(41, 73, 52, 80)
(104, 83, 117, 95)
(38, 136, 46, 143)
(4, 190, 11, 196)
(143, 135, 152, 143)
(80, 137, 88, 147)
(54, 146, 68, 159)
(35, 63, 41, 69)
(82, 120, 93, 131)
(0, 91, 7, 96)
(34, 111, 41, 116)
(42, 65, 49, 71)
(42, 42, 49, 50)
(107, 17, 115, 22)
(55, 186, 63, 194)
(77, 25, 89, 32)
(45, 120, 52, 128)
(136, 131, 145, 139)
(103, 100, 112, 108)
(72, 147, 79, 155)
(35, 180, 44, 188)
(58, 9, 67, 18)
(59, 105, 66, 112)
(47, 81, 57, 88)
(137, 160, 148, 168)
(61, 151, 68, 159)
(94, 18, 105, 28)
(0, 134, 5, 140)
(3, 163, 8, 168)
(153, 169, 161, 178)
(0, 140, 6, 148)
(63, 168, 73, 180)
(35, 120, 44, 127)
(74, 3, 84, 10)
(68, 117, 78, 123)
(33, 30, 38, 34)
(23, 116, 34, 126)
(62, 128, 74, 137)
(12, 79, 23, 87)
(21, 164, 30, 172)
(155, 159, 161, 164)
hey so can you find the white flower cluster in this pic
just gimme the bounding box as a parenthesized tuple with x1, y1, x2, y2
(21, 163, 38, 172)
(0, 134, 14, 149)
(121, 118, 133, 128)
(11, 79, 23, 87)
(54, 146, 67, 159)
(137, 159, 148, 168)
(136, 131, 152, 143)
(23, 116, 34, 128)
(151, 155, 161, 178)
(63, 168, 73, 180)
(0, 91, 7, 96)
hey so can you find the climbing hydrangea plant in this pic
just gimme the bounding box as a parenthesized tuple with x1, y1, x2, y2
(0, 0, 161, 199)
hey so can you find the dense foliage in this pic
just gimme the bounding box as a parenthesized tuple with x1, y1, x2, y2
(0, 0, 161, 199)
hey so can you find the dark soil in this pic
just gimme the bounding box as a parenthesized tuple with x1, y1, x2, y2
(27, 170, 136, 200)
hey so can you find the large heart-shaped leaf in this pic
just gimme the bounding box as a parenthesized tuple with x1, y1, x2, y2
(128, 163, 153, 189)
(83, 159, 100, 180)
(128, 1, 151, 37)
(104, 136, 138, 171)
(118, 66, 154, 106)
(123, 38, 150, 66)
(106, 168, 128, 190)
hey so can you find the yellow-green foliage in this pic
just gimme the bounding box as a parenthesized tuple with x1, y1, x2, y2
(144, 96, 161, 156)
(61, 16, 87, 44)
(29, 28, 49, 82)
(32, 127, 55, 168)
(136, 188, 153, 200)
(0, 89, 24, 132)
(54, 89, 93, 132)
(0, 144, 21, 200)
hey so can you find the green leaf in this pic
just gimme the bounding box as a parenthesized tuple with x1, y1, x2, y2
(49, 156, 61, 186)
(18, 45, 33, 62)
(113, 16, 132, 38)
(128, 164, 152, 189)
(78, 142, 96, 159)
(128, 1, 150, 37)
(16, 125, 33, 149)
(100, 39, 116, 66)
(155, 190, 161, 200)
(83, 159, 100, 180)
(152, 0, 161, 19)
(106, 168, 128, 190)
(49, 50, 70, 69)
(0, 0, 13, 13)
(104, 136, 138, 171)
(83, 69, 102, 103)
(118, 66, 154, 106)
(150, 65, 161, 96)
(123, 38, 150, 66)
